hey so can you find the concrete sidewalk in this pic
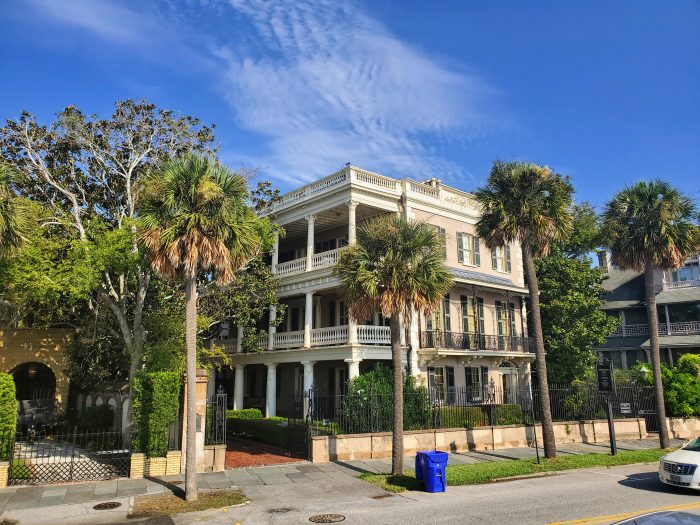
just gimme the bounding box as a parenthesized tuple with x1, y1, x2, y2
(0, 438, 680, 524)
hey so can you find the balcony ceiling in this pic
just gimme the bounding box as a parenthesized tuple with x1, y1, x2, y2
(281, 204, 386, 241)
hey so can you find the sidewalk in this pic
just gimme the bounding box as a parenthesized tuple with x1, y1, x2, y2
(0, 438, 680, 523)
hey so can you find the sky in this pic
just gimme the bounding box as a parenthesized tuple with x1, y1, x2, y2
(0, 0, 698, 209)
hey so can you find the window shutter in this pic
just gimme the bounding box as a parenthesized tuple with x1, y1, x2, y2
(428, 367, 436, 391)
(473, 236, 481, 266)
(505, 245, 512, 272)
(439, 227, 447, 259)
(447, 367, 455, 403)
(481, 366, 489, 399)
(509, 303, 517, 336)
(492, 248, 498, 270)
(457, 233, 464, 263)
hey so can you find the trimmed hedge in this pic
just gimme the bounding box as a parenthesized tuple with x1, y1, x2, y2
(439, 404, 525, 428)
(132, 371, 181, 457)
(0, 373, 16, 459)
(226, 408, 263, 420)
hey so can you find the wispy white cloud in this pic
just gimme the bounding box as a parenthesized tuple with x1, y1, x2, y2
(217, 0, 506, 185)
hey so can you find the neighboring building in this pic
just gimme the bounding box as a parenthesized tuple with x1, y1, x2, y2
(216, 165, 534, 417)
(595, 252, 700, 369)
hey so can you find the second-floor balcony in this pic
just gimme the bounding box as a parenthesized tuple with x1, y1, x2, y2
(274, 247, 347, 277)
(420, 331, 534, 353)
(610, 321, 700, 337)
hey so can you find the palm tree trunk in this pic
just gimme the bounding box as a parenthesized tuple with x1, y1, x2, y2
(184, 276, 198, 501)
(390, 313, 404, 475)
(522, 243, 556, 458)
(644, 266, 670, 449)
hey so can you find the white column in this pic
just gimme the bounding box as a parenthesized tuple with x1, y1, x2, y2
(268, 306, 277, 351)
(314, 296, 322, 328)
(302, 361, 315, 392)
(348, 315, 358, 344)
(346, 200, 358, 244)
(265, 363, 277, 417)
(399, 312, 406, 347)
(345, 358, 361, 379)
(304, 292, 314, 348)
(408, 309, 420, 376)
(271, 231, 279, 274)
(520, 298, 529, 338)
(236, 325, 243, 353)
(233, 365, 245, 410)
(305, 214, 315, 271)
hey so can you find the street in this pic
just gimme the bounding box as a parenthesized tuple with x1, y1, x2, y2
(186, 463, 700, 525)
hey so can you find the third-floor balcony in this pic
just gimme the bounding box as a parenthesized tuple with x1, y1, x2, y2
(610, 321, 700, 337)
(274, 246, 348, 277)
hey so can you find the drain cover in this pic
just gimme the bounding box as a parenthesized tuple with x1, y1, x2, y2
(93, 502, 122, 511)
(309, 514, 345, 523)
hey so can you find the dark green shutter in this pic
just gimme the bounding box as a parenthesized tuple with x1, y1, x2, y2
(473, 236, 480, 266)
(505, 245, 512, 272)
(492, 248, 498, 270)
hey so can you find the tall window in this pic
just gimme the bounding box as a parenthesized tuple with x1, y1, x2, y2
(338, 300, 348, 326)
(428, 366, 455, 403)
(477, 298, 485, 333)
(460, 296, 476, 333)
(437, 227, 447, 260)
(508, 303, 517, 336)
(465, 366, 483, 401)
(443, 294, 452, 332)
(457, 233, 481, 266)
(491, 245, 512, 272)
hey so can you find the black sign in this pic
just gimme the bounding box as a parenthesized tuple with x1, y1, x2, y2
(597, 362, 614, 394)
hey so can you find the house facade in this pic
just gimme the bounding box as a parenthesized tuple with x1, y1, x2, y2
(595, 252, 700, 369)
(216, 166, 534, 417)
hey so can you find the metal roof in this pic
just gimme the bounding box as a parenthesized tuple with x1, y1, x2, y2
(641, 335, 700, 348)
(450, 267, 516, 288)
(655, 287, 700, 305)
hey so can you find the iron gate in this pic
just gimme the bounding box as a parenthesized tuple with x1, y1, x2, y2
(3, 428, 130, 485)
(205, 387, 227, 445)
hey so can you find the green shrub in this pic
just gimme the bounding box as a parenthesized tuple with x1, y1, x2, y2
(438, 404, 524, 428)
(663, 354, 700, 418)
(226, 408, 262, 420)
(132, 371, 181, 457)
(0, 373, 16, 459)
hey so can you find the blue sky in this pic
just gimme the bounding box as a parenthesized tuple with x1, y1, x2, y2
(1, 0, 698, 208)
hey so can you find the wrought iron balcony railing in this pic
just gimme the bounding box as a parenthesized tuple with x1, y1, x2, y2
(420, 331, 534, 353)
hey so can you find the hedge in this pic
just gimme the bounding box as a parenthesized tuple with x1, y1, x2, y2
(226, 408, 263, 420)
(438, 404, 525, 428)
(0, 373, 16, 459)
(132, 371, 181, 457)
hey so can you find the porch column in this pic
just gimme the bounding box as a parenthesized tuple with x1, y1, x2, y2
(399, 312, 407, 347)
(236, 325, 243, 353)
(304, 292, 314, 348)
(664, 305, 671, 335)
(233, 365, 245, 410)
(348, 316, 358, 344)
(305, 214, 315, 272)
(271, 231, 279, 274)
(408, 309, 420, 376)
(520, 297, 529, 338)
(268, 306, 277, 351)
(301, 361, 315, 392)
(345, 358, 361, 379)
(314, 295, 322, 328)
(346, 200, 358, 244)
(265, 363, 277, 417)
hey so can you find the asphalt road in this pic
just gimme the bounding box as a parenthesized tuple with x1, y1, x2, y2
(180, 463, 700, 525)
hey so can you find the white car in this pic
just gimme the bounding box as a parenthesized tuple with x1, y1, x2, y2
(659, 437, 700, 490)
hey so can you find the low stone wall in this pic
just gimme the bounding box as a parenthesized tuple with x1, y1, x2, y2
(202, 444, 227, 473)
(311, 418, 648, 463)
(667, 418, 700, 440)
(130, 451, 182, 479)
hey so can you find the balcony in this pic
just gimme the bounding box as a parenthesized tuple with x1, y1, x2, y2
(610, 321, 700, 337)
(663, 279, 700, 290)
(221, 324, 391, 352)
(419, 331, 534, 353)
(274, 247, 347, 277)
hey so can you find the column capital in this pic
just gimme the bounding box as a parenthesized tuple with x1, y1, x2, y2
(264, 362, 278, 369)
(300, 360, 316, 367)
(344, 358, 362, 364)
(305, 213, 316, 223)
(234, 364, 246, 371)
(345, 200, 359, 210)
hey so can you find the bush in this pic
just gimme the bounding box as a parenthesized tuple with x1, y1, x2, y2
(663, 354, 700, 418)
(226, 408, 262, 420)
(132, 371, 181, 457)
(0, 373, 16, 459)
(438, 404, 525, 428)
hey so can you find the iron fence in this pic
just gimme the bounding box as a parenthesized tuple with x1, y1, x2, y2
(205, 387, 227, 445)
(420, 331, 533, 352)
(305, 382, 656, 436)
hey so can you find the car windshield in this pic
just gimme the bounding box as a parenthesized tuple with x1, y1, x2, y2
(683, 437, 700, 452)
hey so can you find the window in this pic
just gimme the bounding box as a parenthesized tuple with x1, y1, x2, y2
(437, 227, 447, 260)
(477, 298, 485, 333)
(508, 303, 517, 336)
(624, 308, 648, 326)
(465, 366, 488, 402)
(428, 366, 455, 402)
(460, 296, 476, 333)
(338, 301, 348, 326)
(496, 301, 509, 336)
(443, 294, 452, 332)
(670, 263, 699, 283)
(314, 239, 337, 253)
(457, 233, 481, 266)
(491, 245, 512, 272)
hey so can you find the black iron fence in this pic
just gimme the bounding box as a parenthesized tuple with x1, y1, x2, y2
(205, 387, 227, 445)
(420, 331, 533, 353)
(305, 382, 656, 436)
(0, 428, 130, 485)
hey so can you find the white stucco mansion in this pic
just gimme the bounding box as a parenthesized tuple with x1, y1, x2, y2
(214, 166, 535, 417)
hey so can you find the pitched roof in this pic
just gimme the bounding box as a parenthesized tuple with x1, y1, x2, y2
(595, 336, 648, 350)
(641, 335, 700, 348)
(600, 269, 645, 310)
(655, 287, 700, 305)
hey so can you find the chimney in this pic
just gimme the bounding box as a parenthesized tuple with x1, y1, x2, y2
(597, 250, 612, 273)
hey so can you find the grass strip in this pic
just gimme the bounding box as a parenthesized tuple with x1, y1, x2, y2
(360, 448, 669, 492)
(129, 490, 248, 518)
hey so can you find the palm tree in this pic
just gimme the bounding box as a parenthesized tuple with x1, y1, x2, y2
(139, 154, 266, 501)
(335, 215, 452, 474)
(601, 180, 699, 449)
(475, 161, 573, 459)
(0, 164, 28, 257)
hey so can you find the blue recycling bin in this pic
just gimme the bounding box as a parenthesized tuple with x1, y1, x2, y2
(414, 451, 429, 481)
(420, 450, 448, 493)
